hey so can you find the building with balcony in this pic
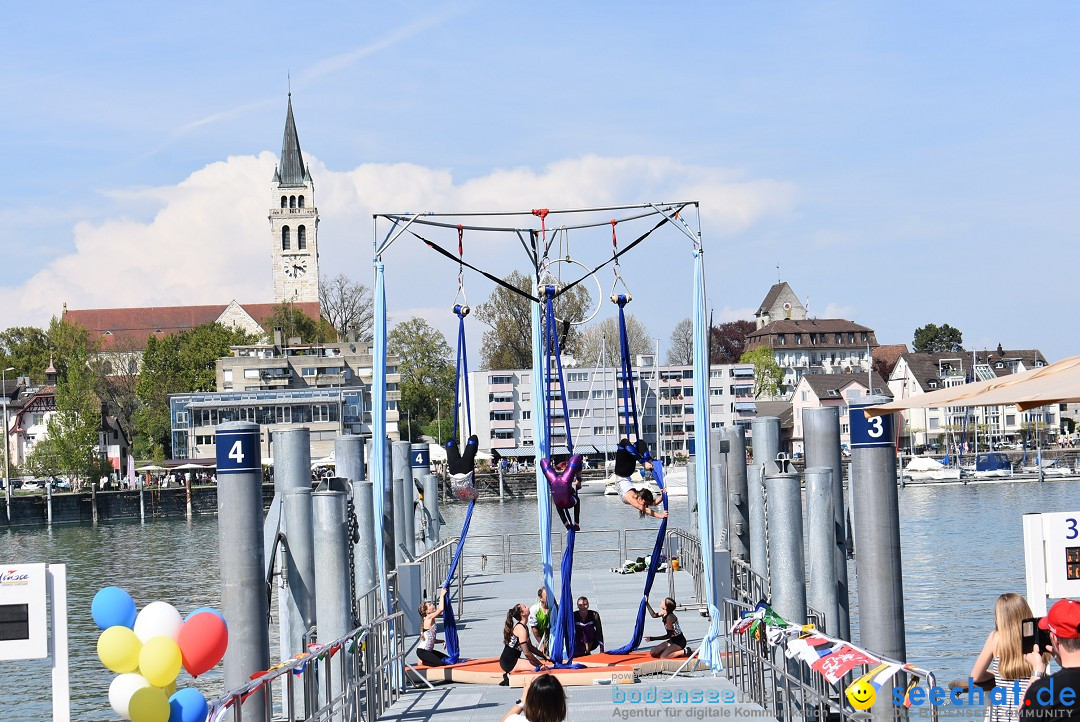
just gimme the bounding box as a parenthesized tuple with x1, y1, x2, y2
(465, 358, 757, 461)
(790, 372, 891, 455)
(887, 347, 1051, 452)
(168, 340, 401, 461)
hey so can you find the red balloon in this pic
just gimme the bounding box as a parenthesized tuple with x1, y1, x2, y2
(177, 611, 228, 677)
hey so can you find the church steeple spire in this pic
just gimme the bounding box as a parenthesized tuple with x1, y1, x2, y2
(273, 93, 309, 187)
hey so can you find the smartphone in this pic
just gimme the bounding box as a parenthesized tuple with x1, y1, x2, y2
(1022, 617, 1052, 654)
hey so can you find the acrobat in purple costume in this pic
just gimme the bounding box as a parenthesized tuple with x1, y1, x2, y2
(540, 454, 583, 531)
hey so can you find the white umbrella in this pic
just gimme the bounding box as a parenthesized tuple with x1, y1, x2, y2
(173, 463, 211, 470)
(135, 465, 166, 472)
(311, 456, 336, 466)
(427, 444, 447, 462)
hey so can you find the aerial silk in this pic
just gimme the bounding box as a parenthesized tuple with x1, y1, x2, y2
(440, 305, 475, 664)
(372, 261, 390, 619)
(539, 286, 583, 668)
(692, 249, 724, 672)
(608, 294, 671, 654)
(531, 292, 556, 622)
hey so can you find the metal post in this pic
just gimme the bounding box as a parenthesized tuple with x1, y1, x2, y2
(765, 470, 806, 625)
(422, 474, 440, 551)
(353, 480, 376, 625)
(708, 429, 728, 552)
(498, 463, 505, 500)
(392, 441, 412, 562)
(383, 445, 396, 577)
(723, 426, 750, 561)
(805, 467, 838, 636)
(747, 464, 767, 580)
(284, 487, 315, 713)
(46, 479, 53, 526)
(2, 366, 11, 524)
(849, 399, 906, 663)
(215, 422, 269, 719)
(802, 406, 851, 639)
(138, 475, 145, 522)
(752, 416, 781, 475)
(313, 487, 351, 718)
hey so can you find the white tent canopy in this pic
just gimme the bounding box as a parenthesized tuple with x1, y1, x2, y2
(868, 355, 1080, 416)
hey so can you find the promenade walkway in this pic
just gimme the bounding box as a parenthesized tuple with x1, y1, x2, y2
(380, 569, 774, 721)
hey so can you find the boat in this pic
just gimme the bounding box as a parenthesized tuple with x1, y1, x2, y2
(902, 456, 961, 481)
(970, 452, 1013, 478)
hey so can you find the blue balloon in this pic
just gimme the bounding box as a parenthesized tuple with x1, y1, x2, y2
(184, 606, 227, 629)
(91, 586, 136, 630)
(168, 688, 208, 722)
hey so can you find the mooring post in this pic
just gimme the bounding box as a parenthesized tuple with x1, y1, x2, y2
(382, 442, 397, 579)
(805, 466, 838, 635)
(353, 480, 376, 625)
(423, 473, 441, 551)
(312, 483, 351, 717)
(749, 416, 780, 581)
(802, 406, 851, 639)
(765, 469, 806, 626)
(723, 426, 750, 561)
(215, 422, 269, 719)
(392, 441, 412, 563)
(849, 398, 906, 664)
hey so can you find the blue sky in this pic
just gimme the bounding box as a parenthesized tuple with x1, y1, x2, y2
(2, 2, 1078, 361)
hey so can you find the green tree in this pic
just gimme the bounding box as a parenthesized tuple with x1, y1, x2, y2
(0, 326, 49, 383)
(387, 318, 455, 442)
(27, 346, 102, 487)
(263, 301, 337, 344)
(912, 323, 964, 353)
(475, 270, 591, 370)
(133, 323, 257, 458)
(740, 346, 783, 399)
(577, 315, 652, 366)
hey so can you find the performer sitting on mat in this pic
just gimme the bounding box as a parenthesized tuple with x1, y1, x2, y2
(614, 439, 667, 520)
(446, 434, 480, 502)
(416, 587, 450, 667)
(500, 603, 547, 686)
(645, 597, 690, 659)
(540, 454, 583, 531)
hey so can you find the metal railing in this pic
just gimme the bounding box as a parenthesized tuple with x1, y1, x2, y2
(454, 528, 661, 573)
(413, 537, 464, 615)
(205, 610, 407, 721)
(725, 558, 934, 722)
(664, 527, 706, 610)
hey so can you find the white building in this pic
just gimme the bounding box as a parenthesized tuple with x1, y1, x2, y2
(464, 357, 756, 461)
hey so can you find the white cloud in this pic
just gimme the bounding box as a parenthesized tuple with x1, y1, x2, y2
(0, 154, 797, 340)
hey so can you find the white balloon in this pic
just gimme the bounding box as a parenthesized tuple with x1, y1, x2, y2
(109, 673, 150, 719)
(133, 601, 183, 643)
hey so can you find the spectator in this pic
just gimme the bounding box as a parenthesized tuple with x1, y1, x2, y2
(502, 672, 567, 722)
(1021, 599, 1080, 720)
(529, 588, 550, 656)
(971, 593, 1047, 722)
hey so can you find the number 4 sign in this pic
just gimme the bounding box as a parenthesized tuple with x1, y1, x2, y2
(215, 424, 261, 474)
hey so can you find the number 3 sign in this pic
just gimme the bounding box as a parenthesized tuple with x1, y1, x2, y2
(848, 400, 895, 449)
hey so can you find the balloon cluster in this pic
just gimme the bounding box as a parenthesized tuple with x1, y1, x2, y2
(92, 586, 228, 722)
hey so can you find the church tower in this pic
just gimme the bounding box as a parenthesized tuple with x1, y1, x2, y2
(270, 95, 320, 303)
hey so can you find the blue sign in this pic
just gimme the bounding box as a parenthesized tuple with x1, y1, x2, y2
(848, 402, 895, 449)
(410, 446, 430, 468)
(216, 427, 262, 474)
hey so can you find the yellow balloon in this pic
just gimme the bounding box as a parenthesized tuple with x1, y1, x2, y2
(138, 636, 182, 688)
(97, 626, 142, 673)
(162, 680, 177, 696)
(128, 686, 170, 722)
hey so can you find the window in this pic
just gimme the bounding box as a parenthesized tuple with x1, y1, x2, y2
(289, 195, 296, 208)
(280, 196, 287, 208)
(684, 370, 693, 379)
(835, 333, 842, 344)
(711, 370, 722, 379)
(569, 408, 589, 418)
(795, 334, 802, 345)
(848, 333, 855, 344)
(928, 381, 938, 389)
(244, 369, 260, 379)
(567, 390, 588, 400)
(521, 410, 531, 420)
(313, 405, 331, 422)
(683, 387, 693, 397)
(490, 410, 515, 421)
(860, 332, 868, 342)
(521, 393, 530, 402)
(801, 390, 809, 401)
(929, 418, 940, 430)
(710, 388, 722, 396)
(281, 226, 291, 250)
(492, 429, 515, 440)
(302, 367, 316, 377)
(777, 334, 786, 346)
(684, 405, 694, 415)
(298, 195, 305, 208)
(567, 372, 589, 383)
(489, 375, 512, 385)
(592, 389, 613, 399)
(298, 226, 307, 250)
(1005, 414, 1016, 426)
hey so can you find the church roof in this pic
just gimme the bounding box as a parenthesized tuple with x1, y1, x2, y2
(64, 302, 321, 351)
(273, 95, 309, 187)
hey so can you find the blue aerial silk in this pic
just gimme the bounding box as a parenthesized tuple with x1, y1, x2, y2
(607, 459, 669, 655)
(372, 261, 390, 619)
(440, 305, 475, 664)
(692, 249, 723, 672)
(532, 293, 555, 613)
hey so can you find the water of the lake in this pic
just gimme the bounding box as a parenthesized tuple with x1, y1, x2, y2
(0, 479, 1076, 720)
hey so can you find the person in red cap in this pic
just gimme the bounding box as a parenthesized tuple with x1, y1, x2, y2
(1020, 599, 1080, 719)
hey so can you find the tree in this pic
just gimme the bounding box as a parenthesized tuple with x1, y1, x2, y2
(0, 326, 49, 383)
(576, 315, 652, 366)
(741, 346, 783, 399)
(320, 273, 373, 342)
(475, 270, 591, 370)
(262, 302, 337, 344)
(667, 319, 693, 365)
(133, 323, 258, 458)
(27, 346, 102, 488)
(387, 318, 456, 442)
(711, 320, 755, 364)
(912, 323, 964, 353)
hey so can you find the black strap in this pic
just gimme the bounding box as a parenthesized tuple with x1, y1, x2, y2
(413, 230, 539, 302)
(554, 214, 673, 299)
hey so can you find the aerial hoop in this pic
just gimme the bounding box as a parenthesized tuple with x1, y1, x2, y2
(536, 257, 604, 326)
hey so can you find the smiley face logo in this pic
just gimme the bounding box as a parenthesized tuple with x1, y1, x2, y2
(846, 680, 876, 711)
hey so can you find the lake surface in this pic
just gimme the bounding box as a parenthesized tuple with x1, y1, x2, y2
(0, 478, 1076, 720)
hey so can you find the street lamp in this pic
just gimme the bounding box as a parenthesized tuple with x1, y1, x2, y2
(3, 367, 14, 523)
(436, 398, 441, 444)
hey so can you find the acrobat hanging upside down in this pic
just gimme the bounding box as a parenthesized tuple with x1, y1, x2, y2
(446, 435, 480, 502)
